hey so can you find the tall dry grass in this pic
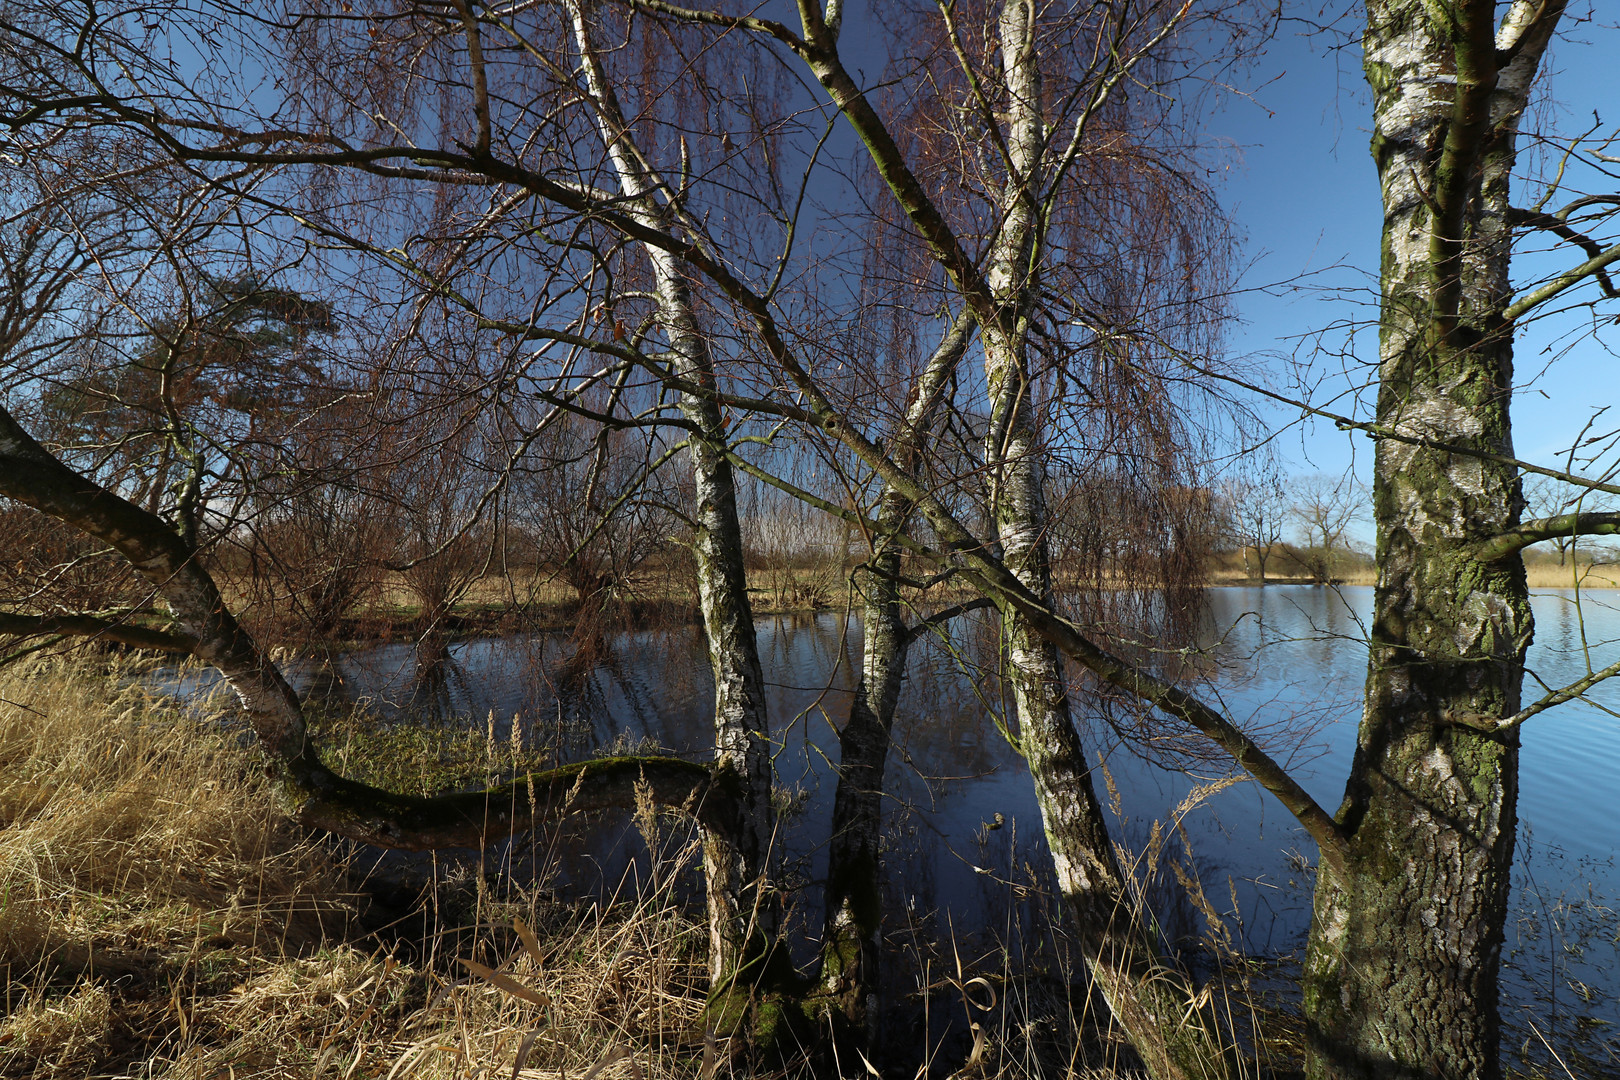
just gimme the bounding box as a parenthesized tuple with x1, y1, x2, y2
(0, 657, 1278, 1080)
(20, 657, 1586, 1080)
(0, 660, 737, 1079)
(0, 661, 357, 975)
(0, 657, 376, 1076)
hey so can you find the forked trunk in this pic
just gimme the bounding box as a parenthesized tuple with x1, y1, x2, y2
(815, 298, 972, 1051)
(1302, 4, 1555, 1077)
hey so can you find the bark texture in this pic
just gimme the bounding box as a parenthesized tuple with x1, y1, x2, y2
(1302, 5, 1560, 1078)
(564, 0, 777, 987)
(974, 6, 1236, 1078)
(983, 363, 1236, 1080)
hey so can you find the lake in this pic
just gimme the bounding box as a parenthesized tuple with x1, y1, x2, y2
(154, 585, 1620, 1057)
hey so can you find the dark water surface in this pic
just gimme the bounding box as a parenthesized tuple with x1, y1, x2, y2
(155, 585, 1620, 1046)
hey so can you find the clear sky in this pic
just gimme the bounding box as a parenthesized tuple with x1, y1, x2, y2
(1213, 5, 1617, 540)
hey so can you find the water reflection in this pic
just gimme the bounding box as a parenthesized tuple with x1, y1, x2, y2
(151, 586, 1620, 1036)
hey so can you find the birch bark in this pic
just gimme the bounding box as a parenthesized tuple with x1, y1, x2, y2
(562, 0, 778, 987)
(818, 314, 969, 1040)
(1302, 4, 1560, 1077)
(972, 6, 1236, 1078)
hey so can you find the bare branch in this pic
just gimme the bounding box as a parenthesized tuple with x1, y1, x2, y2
(900, 597, 995, 646)
(0, 611, 196, 653)
(1503, 238, 1620, 322)
(1448, 654, 1620, 734)
(1427, 0, 1498, 343)
(619, 0, 806, 50)
(1174, 355, 1620, 499)
(457, 0, 493, 154)
(1508, 205, 1620, 300)
(296, 755, 738, 851)
(1474, 511, 1620, 560)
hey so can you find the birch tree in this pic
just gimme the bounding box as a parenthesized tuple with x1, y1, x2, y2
(0, 0, 1250, 1071)
(1300, 3, 1619, 1077)
(9, 3, 1620, 1078)
(557, 0, 780, 993)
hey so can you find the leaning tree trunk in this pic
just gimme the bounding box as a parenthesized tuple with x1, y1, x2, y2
(1301, 4, 1557, 1078)
(974, 5, 1237, 1078)
(684, 385, 780, 988)
(563, 0, 778, 992)
(0, 402, 745, 850)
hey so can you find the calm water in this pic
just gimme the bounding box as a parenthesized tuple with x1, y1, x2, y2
(155, 585, 1620, 1045)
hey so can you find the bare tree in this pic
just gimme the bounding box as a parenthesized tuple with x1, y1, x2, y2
(248, 473, 391, 638)
(1218, 464, 1288, 583)
(1289, 473, 1363, 584)
(10, 4, 1620, 1079)
(507, 413, 677, 612)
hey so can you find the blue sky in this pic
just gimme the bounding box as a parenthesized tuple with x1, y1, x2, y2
(1214, 6, 1617, 537)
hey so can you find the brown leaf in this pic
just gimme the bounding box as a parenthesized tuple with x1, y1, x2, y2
(458, 958, 550, 1008)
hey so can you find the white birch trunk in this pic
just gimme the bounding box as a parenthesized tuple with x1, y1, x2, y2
(975, 6, 1235, 1078)
(1302, 5, 1559, 1077)
(563, 0, 777, 986)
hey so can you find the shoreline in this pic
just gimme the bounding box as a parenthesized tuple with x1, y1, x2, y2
(1207, 574, 1620, 590)
(34, 569, 1620, 662)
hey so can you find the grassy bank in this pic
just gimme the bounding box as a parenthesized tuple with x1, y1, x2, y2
(4, 659, 1601, 1078)
(2, 658, 1324, 1080)
(211, 564, 857, 650)
(0, 660, 733, 1080)
(1, 661, 1152, 1080)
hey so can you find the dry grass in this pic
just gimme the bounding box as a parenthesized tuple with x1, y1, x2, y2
(0, 657, 381, 1077)
(0, 659, 360, 979)
(381, 871, 720, 1080)
(1204, 567, 1378, 587)
(0, 659, 753, 1080)
(1522, 561, 1620, 589)
(5, 657, 1430, 1080)
(0, 655, 1281, 1080)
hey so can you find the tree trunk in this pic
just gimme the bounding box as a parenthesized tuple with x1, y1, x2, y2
(687, 411, 779, 987)
(819, 514, 906, 1043)
(562, 0, 777, 990)
(984, 369, 1237, 1080)
(818, 308, 970, 1052)
(966, 5, 1237, 1077)
(1302, 4, 1558, 1077)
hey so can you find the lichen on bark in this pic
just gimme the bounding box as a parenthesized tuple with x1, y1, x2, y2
(1301, 4, 1561, 1078)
